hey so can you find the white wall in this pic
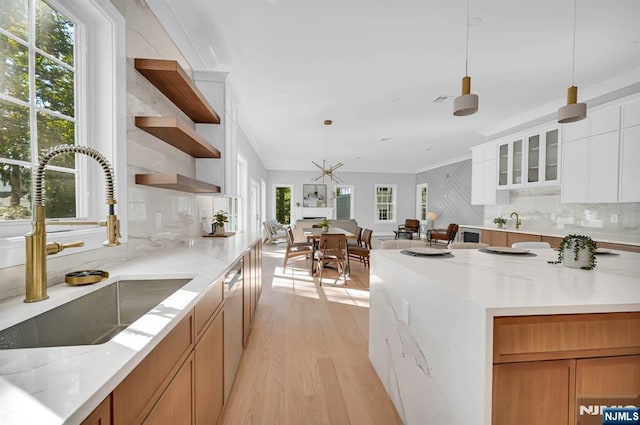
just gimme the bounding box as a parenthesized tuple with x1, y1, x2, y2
(267, 170, 416, 235)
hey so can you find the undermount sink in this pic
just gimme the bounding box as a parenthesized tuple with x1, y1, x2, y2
(0, 278, 192, 350)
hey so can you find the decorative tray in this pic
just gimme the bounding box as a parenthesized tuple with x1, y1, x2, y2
(483, 246, 530, 255)
(401, 247, 451, 256)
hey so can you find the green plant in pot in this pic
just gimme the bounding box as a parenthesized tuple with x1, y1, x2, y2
(212, 210, 229, 235)
(493, 217, 507, 228)
(318, 218, 330, 232)
(548, 234, 597, 270)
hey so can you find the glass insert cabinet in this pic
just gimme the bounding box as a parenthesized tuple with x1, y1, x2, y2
(497, 128, 559, 189)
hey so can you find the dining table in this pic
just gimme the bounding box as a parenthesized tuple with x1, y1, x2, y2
(303, 227, 358, 276)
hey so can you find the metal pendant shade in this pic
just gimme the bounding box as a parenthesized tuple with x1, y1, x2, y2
(453, 0, 478, 117)
(558, 0, 587, 123)
(453, 76, 479, 116)
(558, 85, 587, 123)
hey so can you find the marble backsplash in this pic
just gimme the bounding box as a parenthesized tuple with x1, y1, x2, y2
(484, 187, 640, 243)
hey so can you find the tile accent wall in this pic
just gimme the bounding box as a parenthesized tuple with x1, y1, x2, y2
(484, 187, 640, 244)
(416, 159, 483, 229)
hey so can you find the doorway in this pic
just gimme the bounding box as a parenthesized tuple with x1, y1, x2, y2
(273, 184, 293, 224)
(250, 179, 259, 234)
(335, 185, 354, 220)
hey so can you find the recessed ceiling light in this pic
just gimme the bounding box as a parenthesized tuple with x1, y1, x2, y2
(433, 95, 453, 103)
(425, 147, 432, 152)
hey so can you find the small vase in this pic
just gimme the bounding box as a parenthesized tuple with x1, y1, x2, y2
(215, 224, 225, 236)
(497, 223, 503, 228)
(322, 226, 328, 233)
(563, 247, 591, 269)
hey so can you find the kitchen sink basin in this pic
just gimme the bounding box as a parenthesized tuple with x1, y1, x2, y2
(0, 278, 192, 350)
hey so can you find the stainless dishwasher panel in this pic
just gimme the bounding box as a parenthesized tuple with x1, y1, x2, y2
(223, 259, 243, 401)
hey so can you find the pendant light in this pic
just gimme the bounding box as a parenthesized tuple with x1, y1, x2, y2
(558, 0, 587, 123)
(312, 120, 344, 183)
(453, 0, 478, 116)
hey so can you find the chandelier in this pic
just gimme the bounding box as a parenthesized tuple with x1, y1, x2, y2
(312, 119, 344, 183)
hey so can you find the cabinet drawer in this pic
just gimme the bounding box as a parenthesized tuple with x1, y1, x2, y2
(194, 278, 223, 337)
(493, 312, 640, 363)
(113, 313, 194, 425)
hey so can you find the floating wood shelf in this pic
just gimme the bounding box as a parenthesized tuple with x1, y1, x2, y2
(135, 173, 221, 193)
(134, 58, 220, 124)
(135, 116, 221, 158)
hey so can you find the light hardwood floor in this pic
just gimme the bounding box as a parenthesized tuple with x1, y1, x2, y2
(219, 243, 403, 425)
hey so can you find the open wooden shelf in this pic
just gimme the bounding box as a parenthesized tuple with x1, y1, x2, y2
(134, 58, 221, 124)
(135, 173, 221, 193)
(135, 116, 221, 158)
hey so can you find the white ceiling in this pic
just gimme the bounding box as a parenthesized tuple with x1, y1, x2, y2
(148, 0, 640, 173)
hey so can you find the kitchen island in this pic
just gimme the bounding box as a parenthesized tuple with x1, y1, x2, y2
(0, 233, 261, 425)
(369, 247, 640, 425)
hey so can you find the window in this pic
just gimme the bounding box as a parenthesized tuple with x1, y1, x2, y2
(416, 183, 428, 220)
(374, 184, 396, 223)
(0, 0, 126, 268)
(1, 0, 78, 221)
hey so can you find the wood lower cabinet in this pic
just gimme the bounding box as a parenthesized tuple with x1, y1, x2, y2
(142, 353, 194, 425)
(492, 313, 640, 425)
(80, 396, 111, 425)
(482, 230, 636, 252)
(493, 360, 573, 425)
(195, 309, 224, 425)
(482, 229, 507, 246)
(243, 241, 262, 347)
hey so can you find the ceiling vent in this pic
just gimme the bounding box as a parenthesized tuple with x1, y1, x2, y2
(433, 95, 453, 103)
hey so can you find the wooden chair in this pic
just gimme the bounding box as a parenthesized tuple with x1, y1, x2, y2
(315, 233, 347, 285)
(397, 219, 420, 239)
(429, 223, 458, 246)
(347, 226, 363, 247)
(282, 226, 313, 271)
(348, 228, 372, 267)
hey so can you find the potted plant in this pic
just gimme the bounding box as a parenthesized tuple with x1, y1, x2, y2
(318, 218, 330, 232)
(548, 234, 597, 270)
(212, 210, 229, 236)
(493, 217, 507, 228)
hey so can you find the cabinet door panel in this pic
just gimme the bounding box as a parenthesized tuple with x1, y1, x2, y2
(576, 355, 640, 397)
(561, 140, 589, 203)
(590, 106, 620, 136)
(588, 131, 619, 203)
(563, 119, 589, 142)
(620, 126, 640, 202)
(493, 360, 573, 425)
(142, 354, 194, 425)
(195, 311, 224, 425)
(622, 97, 640, 128)
(80, 396, 111, 425)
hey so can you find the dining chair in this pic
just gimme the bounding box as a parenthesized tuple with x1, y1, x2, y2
(348, 228, 372, 267)
(282, 226, 313, 271)
(347, 226, 363, 247)
(511, 241, 551, 249)
(315, 233, 348, 285)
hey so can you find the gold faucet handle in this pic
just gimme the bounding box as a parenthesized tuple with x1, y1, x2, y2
(103, 214, 121, 246)
(46, 241, 85, 255)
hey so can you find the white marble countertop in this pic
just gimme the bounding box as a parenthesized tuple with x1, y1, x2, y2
(0, 233, 260, 425)
(374, 248, 640, 315)
(459, 224, 640, 247)
(368, 247, 640, 425)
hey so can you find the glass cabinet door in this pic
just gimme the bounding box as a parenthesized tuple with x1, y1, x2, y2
(527, 135, 540, 183)
(545, 129, 558, 182)
(498, 144, 508, 186)
(512, 139, 523, 185)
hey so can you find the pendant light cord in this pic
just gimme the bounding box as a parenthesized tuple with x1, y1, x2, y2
(465, 0, 470, 76)
(571, 0, 577, 85)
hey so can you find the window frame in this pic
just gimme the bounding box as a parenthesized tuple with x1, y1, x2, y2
(0, 0, 126, 269)
(374, 184, 397, 224)
(416, 183, 428, 221)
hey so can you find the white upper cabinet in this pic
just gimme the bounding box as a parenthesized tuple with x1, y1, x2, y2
(496, 126, 559, 190)
(471, 143, 509, 205)
(560, 95, 640, 203)
(620, 123, 640, 203)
